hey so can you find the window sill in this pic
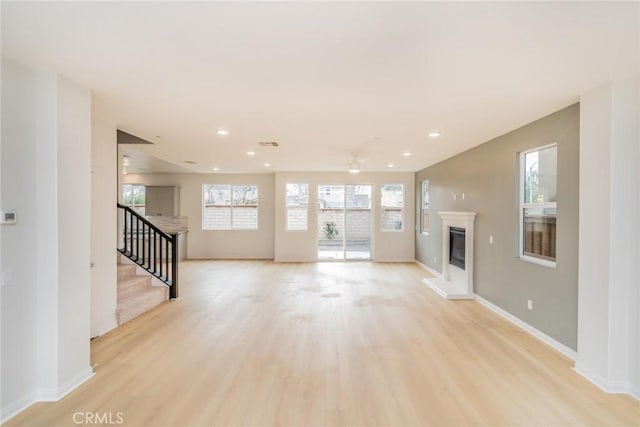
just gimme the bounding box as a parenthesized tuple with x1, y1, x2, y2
(519, 254, 556, 268)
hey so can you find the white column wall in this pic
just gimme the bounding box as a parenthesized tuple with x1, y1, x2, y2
(55, 76, 92, 387)
(1, 58, 93, 422)
(90, 117, 118, 338)
(577, 78, 640, 398)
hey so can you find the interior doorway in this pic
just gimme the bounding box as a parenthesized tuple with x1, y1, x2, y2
(317, 184, 372, 260)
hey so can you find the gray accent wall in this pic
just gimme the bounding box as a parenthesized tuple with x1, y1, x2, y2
(415, 104, 579, 349)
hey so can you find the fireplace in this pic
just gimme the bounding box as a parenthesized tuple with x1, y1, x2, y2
(422, 211, 476, 299)
(449, 227, 466, 270)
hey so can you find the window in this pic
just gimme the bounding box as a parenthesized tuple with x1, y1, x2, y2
(421, 180, 429, 234)
(381, 184, 404, 231)
(286, 183, 309, 231)
(203, 184, 258, 230)
(122, 184, 146, 216)
(519, 144, 557, 266)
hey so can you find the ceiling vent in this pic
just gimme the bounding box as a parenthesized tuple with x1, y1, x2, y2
(258, 141, 279, 147)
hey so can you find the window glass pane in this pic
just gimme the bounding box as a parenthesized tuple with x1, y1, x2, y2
(232, 185, 258, 229)
(286, 183, 309, 207)
(381, 184, 403, 231)
(286, 183, 308, 231)
(523, 207, 556, 261)
(421, 180, 429, 233)
(132, 185, 145, 205)
(203, 184, 231, 230)
(204, 184, 231, 206)
(232, 185, 258, 206)
(346, 185, 371, 209)
(123, 184, 133, 205)
(422, 180, 429, 209)
(123, 184, 145, 215)
(318, 185, 344, 209)
(524, 145, 557, 203)
(381, 184, 403, 208)
(287, 207, 308, 231)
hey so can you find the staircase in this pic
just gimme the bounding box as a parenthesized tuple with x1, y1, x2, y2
(117, 254, 168, 325)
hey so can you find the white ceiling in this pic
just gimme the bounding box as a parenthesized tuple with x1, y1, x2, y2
(2, 2, 638, 174)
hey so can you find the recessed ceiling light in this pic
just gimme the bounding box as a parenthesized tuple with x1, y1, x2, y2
(246, 151, 256, 156)
(428, 131, 441, 138)
(387, 163, 395, 168)
(263, 162, 271, 167)
(217, 129, 229, 136)
(212, 167, 220, 171)
(403, 152, 412, 157)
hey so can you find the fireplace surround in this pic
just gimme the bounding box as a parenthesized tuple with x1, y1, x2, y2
(423, 211, 476, 299)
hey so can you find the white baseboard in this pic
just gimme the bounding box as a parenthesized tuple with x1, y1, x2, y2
(414, 260, 440, 277)
(55, 367, 95, 401)
(574, 362, 640, 399)
(1, 367, 94, 423)
(1, 391, 38, 424)
(473, 294, 577, 361)
(91, 321, 118, 339)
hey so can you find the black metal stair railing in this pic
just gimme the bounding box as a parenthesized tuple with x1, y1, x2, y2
(117, 203, 178, 299)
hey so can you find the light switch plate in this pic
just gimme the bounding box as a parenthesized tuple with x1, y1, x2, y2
(0, 211, 16, 224)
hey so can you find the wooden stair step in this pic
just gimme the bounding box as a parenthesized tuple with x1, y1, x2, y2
(118, 275, 154, 301)
(116, 285, 168, 325)
(117, 264, 137, 280)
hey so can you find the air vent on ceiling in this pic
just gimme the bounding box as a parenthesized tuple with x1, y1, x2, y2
(258, 141, 279, 147)
(184, 160, 197, 164)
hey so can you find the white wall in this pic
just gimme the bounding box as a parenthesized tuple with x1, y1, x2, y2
(123, 173, 275, 259)
(1, 56, 46, 419)
(577, 77, 639, 398)
(90, 117, 117, 338)
(123, 171, 414, 262)
(56, 75, 92, 391)
(274, 172, 415, 262)
(1, 58, 93, 422)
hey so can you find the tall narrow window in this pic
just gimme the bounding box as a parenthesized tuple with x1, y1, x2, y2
(286, 183, 309, 231)
(381, 184, 404, 231)
(122, 184, 146, 216)
(203, 184, 258, 230)
(519, 144, 557, 266)
(421, 180, 430, 234)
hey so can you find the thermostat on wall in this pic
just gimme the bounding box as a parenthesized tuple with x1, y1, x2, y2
(1, 211, 17, 224)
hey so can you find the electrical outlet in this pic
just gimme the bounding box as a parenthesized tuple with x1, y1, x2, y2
(433, 257, 437, 264)
(489, 235, 494, 244)
(527, 299, 533, 310)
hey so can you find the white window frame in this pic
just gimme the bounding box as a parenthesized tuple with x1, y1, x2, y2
(421, 180, 429, 235)
(380, 184, 404, 232)
(518, 143, 557, 268)
(202, 184, 259, 231)
(285, 182, 309, 231)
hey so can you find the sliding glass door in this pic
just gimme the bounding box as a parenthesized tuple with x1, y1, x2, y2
(317, 185, 371, 260)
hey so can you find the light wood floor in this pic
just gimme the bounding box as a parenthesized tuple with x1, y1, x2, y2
(7, 260, 639, 426)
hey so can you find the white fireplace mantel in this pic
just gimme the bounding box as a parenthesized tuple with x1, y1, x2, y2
(423, 211, 476, 299)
